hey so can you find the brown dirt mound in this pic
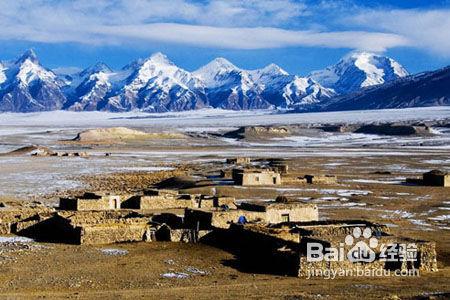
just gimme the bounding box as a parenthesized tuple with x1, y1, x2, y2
(0, 145, 51, 156)
(223, 126, 291, 140)
(71, 127, 186, 143)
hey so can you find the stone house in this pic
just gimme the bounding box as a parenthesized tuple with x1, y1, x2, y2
(45, 211, 154, 245)
(268, 158, 289, 174)
(143, 189, 179, 197)
(232, 169, 281, 186)
(185, 197, 318, 229)
(303, 174, 337, 184)
(126, 194, 195, 210)
(59, 192, 121, 211)
(239, 200, 318, 223)
(423, 170, 450, 187)
(226, 157, 251, 165)
(122, 193, 237, 211)
(197, 195, 237, 209)
(0, 206, 54, 235)
(185, 208, 266, 229)
(228, 220, 438, 277)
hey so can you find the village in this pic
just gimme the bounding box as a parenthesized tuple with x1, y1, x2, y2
(0, 156, 446, 279)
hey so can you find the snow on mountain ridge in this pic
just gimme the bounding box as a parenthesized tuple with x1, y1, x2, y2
(0, 63, 6, 85)
(0, 49, 421, 113)
(0, 50, 66, 112)
(309, 51, 409, 94)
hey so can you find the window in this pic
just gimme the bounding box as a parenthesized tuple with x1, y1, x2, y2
(255, 176, 259, 181)
(281, 214, 290, 222)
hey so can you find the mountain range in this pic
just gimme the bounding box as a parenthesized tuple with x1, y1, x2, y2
(0, 49, 448, 113)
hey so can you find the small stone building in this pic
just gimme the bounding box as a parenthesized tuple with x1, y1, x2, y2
(228, 220, 438, 277)
(185, 208, 266, 229)
(303, 174, 337, 184)
(232, 169, 281, 186)
(185, 197, 318, 229)
(59, 193, 121, 211)
(239, 198, 318, 224)
(0, 206, 54, 235)
(226, 157, 251, 165)
(124, 194, 195, 210)
(197, 195, 237, 209)
(48, 211, 154, 245)
(143, 189, 179, 197)
(268, 158, 289, 174)
(122, 193, 237, 211)
(423, 170, 450, 187)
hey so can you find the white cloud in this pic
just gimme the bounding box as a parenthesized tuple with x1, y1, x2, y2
(92, 23, 408, 51)
(0, 0, 437, 52)
(346, 9, 450, 56)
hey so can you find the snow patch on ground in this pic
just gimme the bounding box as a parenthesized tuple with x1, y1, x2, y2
(0, 236, 34, 243)
(100, 248, 129, 256)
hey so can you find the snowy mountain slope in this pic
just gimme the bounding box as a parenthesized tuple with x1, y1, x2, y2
(310, 52, 409, 94)
(250, 65, 335, 108)
(1, 49, 446, 114)
(0, 62, 7, 85)
(193, 59, 334, 109)
(0, 50, 66, 112)
(63, 62, 114, 111)
(193, 58, 271, 110)
(320, 66, 450, 111)
(101, 53, 207, 112)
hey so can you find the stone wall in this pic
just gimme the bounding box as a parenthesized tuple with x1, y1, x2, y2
(185, 209, 266, 229)
(138, 195, 195, 210)
(59, 195, 121, 211)
(198, 196, 237, 209)
(304, 175, 337, 184)
(297, 238, 438, 276)
(0, 207, 54, 234)
(234, 172, 281, 186)
(226, 157, 251, 165)
(79, 220, 152, 245)
(265, 205, 318, 223)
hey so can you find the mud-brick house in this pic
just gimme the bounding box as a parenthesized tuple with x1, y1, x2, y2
(122, 193, 195, 210)
(185, 197, 318, 229)
(226, 157, 251, 165)
(228, 220, 438, 277)
(239, 198, 318, 224)
(423, 170, 450, 187)
(143, 189, 179, 197)
(59, 192, 122, 211)
(232, 168, 281, 186)
(268, 158, 289, 174)
(197, 195, 237, 209)
(303, 174, 337, 184)
(44, 211, 154, 245)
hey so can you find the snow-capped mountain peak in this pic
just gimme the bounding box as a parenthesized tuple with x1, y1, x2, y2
(206, 57, 239, 70)
(147, 52, 171, 64)
(259, 63, 289, 76)
(309, 51, 409, 94)
(13, 50, 56, 86)
(250, 63, 289, 83)
(15, 49, 39, 65)
(79, 62, 112, 78)
(193, 57, 240, 86)
(0, 50, 66, 112)
(126, 52, 199, 92)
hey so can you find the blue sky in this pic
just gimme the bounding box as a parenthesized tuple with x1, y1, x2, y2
(1, 0, 450, 75)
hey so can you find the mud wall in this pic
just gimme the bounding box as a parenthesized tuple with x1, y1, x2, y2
(80, 222, 152, 245)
